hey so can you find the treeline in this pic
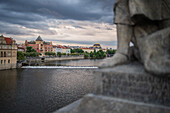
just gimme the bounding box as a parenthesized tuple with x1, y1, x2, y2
(71, 48, 84, 53)
(17, 47, 117, 61)
(84, 50, 106, 59)
(84, 49, 117, 59)
(17, 47, 85, 61)
(106, 49, 116, 55)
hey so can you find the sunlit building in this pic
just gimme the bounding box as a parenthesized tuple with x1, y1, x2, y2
(56, 45, 71, 54)
(25, 36, 53, 56)
(81, 48, 94, 53)
(0, 35, 17, 70)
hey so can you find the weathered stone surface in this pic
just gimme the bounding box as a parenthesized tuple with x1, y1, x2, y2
(55, 99, 82, 113)
(96, 62, 170, 106)
(102, 0, 170, 75)
(54, 94, 170, 113)
(114, 0, 170, 25)
(137, 27, 170, 75)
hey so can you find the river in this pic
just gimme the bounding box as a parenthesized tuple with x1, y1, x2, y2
(0, 59, 103, 113)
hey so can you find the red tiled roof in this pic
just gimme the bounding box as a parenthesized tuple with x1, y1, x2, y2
(4, 37, 13, 45)
(18, 46, 25, 49)
(57, 45, 66, 49)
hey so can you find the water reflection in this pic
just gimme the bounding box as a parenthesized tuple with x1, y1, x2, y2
(0, 59, 101, 113)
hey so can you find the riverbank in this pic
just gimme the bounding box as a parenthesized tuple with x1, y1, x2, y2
(21, 55, 84, 66)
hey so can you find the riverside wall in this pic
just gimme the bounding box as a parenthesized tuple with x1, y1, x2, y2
(23, 56, 84, 66)
(0, 63, 16, 70)
(44, 56, 84, 61)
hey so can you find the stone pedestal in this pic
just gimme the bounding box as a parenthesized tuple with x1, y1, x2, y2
(95, 62, 170, 106)
(54, 62, 170, 113)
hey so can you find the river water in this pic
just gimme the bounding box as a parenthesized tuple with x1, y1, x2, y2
(0, 59, 103, 113)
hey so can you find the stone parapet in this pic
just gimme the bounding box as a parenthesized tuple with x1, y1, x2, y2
(95, 62, 170, 107)
(54, 94, 170, 113)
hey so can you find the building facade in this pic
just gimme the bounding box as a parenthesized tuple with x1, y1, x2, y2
(0, 35, 17, 70)
(81, 48, 94, 53)
(66, 48, 71, 54)
(56, 45, 71, 54)
(17, 45, 25, 52)
(25, 36, 53, 56)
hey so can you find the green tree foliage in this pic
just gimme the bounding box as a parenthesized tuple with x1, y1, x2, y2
(45, 52, 56, 56)
(106, 49, 116, 54)
(85, 50, 106, 59)
(62, 53, 66, 55)
(90, 52, 94, 58)
(17, 51, 25, 61)
(25, 46, 39, 57)
(84, 53, 89, 59)
(71, 49, 84, 53)
(24, 52, 39, 57)
(57, 52, 62, 57)
(26, 46, 36, 52)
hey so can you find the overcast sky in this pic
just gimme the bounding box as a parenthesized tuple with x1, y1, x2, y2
(0, 0, 117, 48)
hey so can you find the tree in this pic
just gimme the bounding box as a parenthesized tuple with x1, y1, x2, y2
(26, 47, 32, 52)
(90, 52, 93, 58)
(71, 49, 76, 53)
(26, 46, 36, 52)
(84, 53, 89, 59)
(107, 49, 116, 54)
(32, 49, 36, 52)
(88, 50, 106, 59)
(45, 52, 56, 56)
(17, 51, 25, 61)
(57, 52, 62, 57)
(71, 49, 84, 53)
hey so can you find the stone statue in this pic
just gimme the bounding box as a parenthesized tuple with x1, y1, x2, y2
(100, 0, 170, 75)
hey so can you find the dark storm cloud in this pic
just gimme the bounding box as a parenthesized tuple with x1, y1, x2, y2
(0, 0, 115, 25)
(0, 0, 116, 47)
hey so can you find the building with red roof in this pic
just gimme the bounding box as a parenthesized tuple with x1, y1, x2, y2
(0, 35, 17, 70)
(25, 36, 53, 56)
(17, 45, 25, 52)
(55, 45, 71, 54)
(81, 48, 94, 53)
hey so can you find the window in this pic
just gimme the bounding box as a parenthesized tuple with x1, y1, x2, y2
(1, 60, 3, 64)
(4, 60, 6, 64)
(1, 52, 3, 57)
(8, 59, 10, 64)
(0, 39, 3, 44)
(4, 52, 6, 57)
(8, 52, 11, 57)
